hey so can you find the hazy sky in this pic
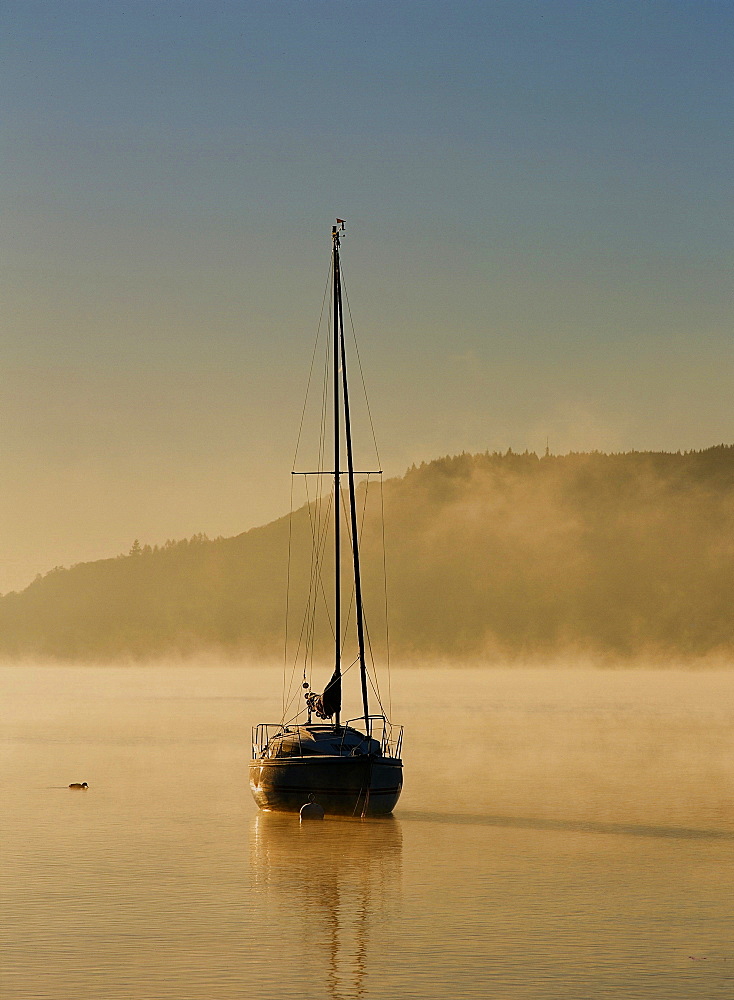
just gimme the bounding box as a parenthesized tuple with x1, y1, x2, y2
(2, 1, 732, 592)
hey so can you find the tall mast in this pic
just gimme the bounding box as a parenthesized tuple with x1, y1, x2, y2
(333, 221, 370, 731)
(332, 225, 341, 730)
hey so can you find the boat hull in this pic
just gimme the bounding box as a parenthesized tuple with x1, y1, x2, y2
(249, 755, 403, 816)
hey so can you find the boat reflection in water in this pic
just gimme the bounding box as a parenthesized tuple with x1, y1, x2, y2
(250, 813, 403, 999)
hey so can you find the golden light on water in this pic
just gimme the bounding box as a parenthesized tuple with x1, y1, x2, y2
(3, 663, 734, 998)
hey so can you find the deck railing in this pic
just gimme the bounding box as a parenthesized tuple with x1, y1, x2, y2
(252, 716, 403, 760)
(252, 723, 289, 758)
(344, 716, 404, 759)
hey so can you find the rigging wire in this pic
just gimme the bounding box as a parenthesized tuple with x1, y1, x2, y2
(336, 469, 389, 718)
(290, 258, 333, 472)
(341, 270, 382, 467)
(281, 472, 296, 723)
(283, 257, 332, 723)
(337, 472, 374, 680)
(282, 244, 394, 730)
(338, 485, 355, 655)
(379, 475, 392, 718)
(283, 475, 335, 723)
(282, 654, 361, 730)
(358, 476, 384, 709)
(305, 478, 335, 642)
(341, 265, 392, 715)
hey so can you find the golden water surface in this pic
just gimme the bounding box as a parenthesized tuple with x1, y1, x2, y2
(2, 665, 734, 999)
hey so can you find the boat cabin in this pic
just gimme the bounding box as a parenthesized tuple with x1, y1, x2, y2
(260, 725, 380, 760)
(253, 717, 403, 762)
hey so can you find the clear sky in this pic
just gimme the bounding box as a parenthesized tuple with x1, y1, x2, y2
(1, 0, 732, 592)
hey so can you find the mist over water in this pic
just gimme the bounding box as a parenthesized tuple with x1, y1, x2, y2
(3, 663, 734, 998)
(2, 448, 733, 663)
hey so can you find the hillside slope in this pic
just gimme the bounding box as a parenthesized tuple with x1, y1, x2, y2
(1, 447, 732, 661)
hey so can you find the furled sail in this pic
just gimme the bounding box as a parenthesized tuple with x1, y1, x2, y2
(305, 667, 342, 720)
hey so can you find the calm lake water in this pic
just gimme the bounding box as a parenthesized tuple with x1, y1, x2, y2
(3, 664, 734, 999)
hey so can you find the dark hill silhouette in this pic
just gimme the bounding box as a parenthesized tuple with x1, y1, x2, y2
(1, 446, 732, 661)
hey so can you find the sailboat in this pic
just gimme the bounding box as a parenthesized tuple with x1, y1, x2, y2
(249, 221, 404, 817)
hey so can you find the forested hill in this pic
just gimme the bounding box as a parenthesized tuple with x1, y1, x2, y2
(1, 446, 733, 662)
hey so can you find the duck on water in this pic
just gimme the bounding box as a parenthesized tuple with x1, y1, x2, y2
(249, 221, 403, 818)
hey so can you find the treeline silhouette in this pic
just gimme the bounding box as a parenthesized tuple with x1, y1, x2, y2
(1, 446, 732, 662)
